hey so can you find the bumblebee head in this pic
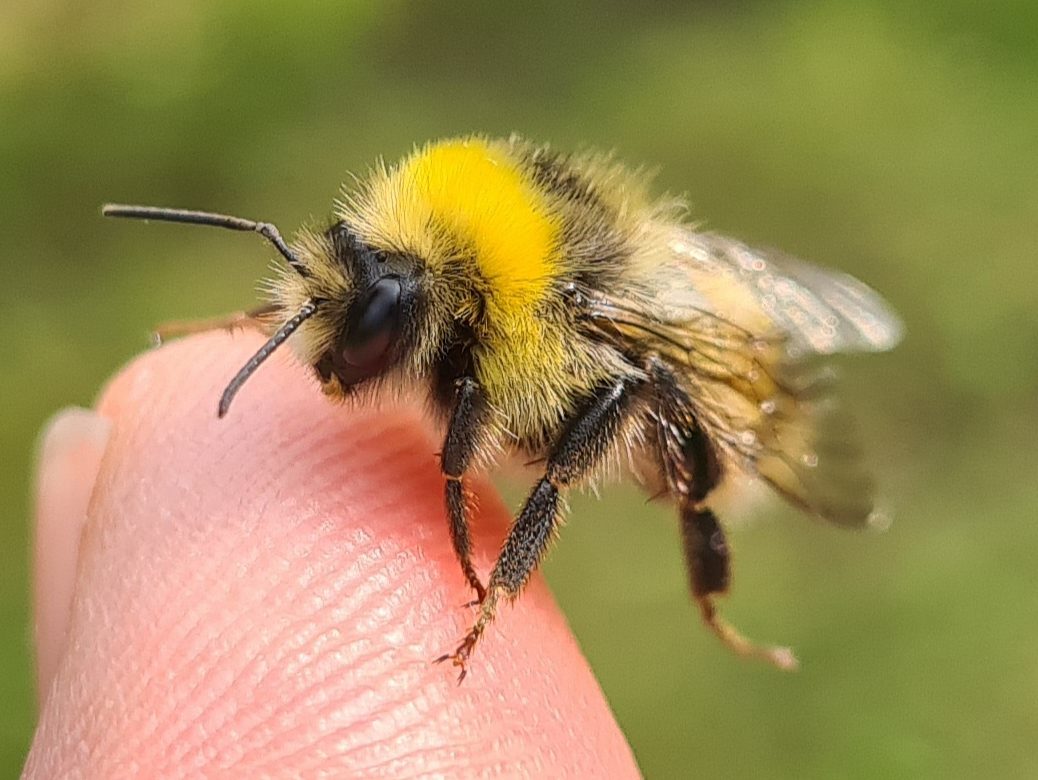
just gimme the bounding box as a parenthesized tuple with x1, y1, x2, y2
(100, 204, 445, 417)
(275, 220, 439, 403)
(102, 135, 561, 415)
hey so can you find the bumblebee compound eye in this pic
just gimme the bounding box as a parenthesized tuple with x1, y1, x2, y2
(340, 276, 402, 378)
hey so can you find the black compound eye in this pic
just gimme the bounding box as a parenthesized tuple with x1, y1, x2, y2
(342, 276, 402, 370)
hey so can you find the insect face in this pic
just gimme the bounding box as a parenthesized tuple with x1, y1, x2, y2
(303, 222, 428, 395)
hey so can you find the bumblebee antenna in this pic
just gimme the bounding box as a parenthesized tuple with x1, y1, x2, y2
(218, 299, 320, 418)
(101, 204, 309, 278)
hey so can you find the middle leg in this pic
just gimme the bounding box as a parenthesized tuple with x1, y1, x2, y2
(439, 375, 643, 679)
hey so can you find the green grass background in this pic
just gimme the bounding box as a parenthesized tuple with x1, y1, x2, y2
(2, 1, 1036, 776)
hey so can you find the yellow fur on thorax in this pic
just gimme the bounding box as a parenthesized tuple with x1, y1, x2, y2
(402, 139, 557, 304)
(347, 138, 571, 423)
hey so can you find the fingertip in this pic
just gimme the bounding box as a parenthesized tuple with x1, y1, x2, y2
(29, 333, 638, 777)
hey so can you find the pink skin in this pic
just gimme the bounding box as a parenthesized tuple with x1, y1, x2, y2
(26, 332, 638, 778)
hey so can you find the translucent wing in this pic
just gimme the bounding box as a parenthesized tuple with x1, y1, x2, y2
(660, 230, 903, 356)
(592, 229, 902, 527)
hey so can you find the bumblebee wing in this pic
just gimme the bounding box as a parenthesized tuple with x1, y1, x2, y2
(660, 229, 903, 356)
(593, 230, 901, 526)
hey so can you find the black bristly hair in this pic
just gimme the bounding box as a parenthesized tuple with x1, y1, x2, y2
(101, 203, 321, 417)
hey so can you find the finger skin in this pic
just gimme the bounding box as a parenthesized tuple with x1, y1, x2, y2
(32, 409, 112, 706)
(25, 332, 639, 779)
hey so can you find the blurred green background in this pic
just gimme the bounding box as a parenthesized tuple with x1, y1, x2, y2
(2, 1, 1036, 776)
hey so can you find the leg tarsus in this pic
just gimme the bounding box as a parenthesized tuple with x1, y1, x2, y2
(696, 594, 799, 671)
(682, 504, 798, 671)
(461, 562, 487, 604)
(436, 586, 503, 683)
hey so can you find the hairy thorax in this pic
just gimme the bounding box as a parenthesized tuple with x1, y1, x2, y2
(470, 308, 630, 450)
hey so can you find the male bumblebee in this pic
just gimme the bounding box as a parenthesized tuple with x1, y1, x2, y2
(104, 135, 901, 678)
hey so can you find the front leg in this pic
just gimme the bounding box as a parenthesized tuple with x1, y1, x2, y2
(441, 376, 489, 602)
(439, 376, 642, 681)
(153, 303, 281, 344)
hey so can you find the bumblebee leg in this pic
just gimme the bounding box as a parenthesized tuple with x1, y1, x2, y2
(441, 377, 488, 602)
(648, 355, 797, 670)
(154, 303, 280, 344)
(438, 377, 640, 681)
(680, 505, 797, 670)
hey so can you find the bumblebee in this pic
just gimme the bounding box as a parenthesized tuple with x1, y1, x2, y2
(104, 135, 902, 678)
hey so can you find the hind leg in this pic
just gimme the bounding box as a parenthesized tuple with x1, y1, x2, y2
(649, 356, 796, 670)
(680, 504, 797, 670)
